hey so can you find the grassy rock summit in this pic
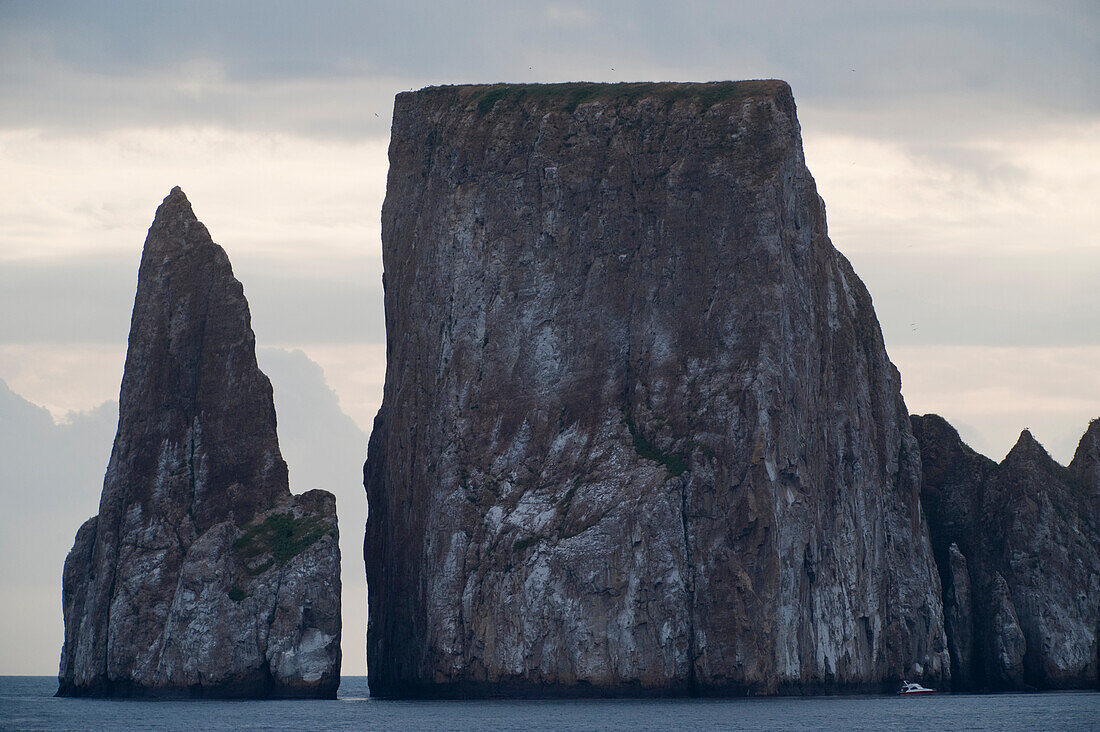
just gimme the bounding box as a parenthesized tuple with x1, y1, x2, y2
(365, 81, 949, 697)
(58, 188, 341, 699)
(913, 415, 1100, 691)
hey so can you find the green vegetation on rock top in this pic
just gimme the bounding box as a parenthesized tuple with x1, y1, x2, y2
(446, 80, 787, 115)
(233, 511, 329, 568)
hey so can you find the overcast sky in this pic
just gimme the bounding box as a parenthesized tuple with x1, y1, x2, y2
(1, 0, 1097, 674)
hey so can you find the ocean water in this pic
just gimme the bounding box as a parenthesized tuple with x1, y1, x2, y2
(1, 676, 1098, 731)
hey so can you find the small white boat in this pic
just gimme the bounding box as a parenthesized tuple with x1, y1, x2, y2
(898, 680, 935, 695)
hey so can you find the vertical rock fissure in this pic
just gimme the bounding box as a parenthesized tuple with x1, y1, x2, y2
(155, 550, 193, 680)
(264, 566, 287, 665)
(100, 539, 120, 690)
(187, 432, 197, 521)
(99, 457, 135, 691)
(679, 479, 697, 693)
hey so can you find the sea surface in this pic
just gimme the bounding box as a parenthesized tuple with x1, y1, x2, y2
(1, 676, 1098, 731)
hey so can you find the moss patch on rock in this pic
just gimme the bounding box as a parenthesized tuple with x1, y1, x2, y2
(622, 412, 688, 477)
(465, 80, 785, 116)
(233, 512, 328, 568)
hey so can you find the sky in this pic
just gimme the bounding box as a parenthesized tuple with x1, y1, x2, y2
(0, 0, 1097, 674)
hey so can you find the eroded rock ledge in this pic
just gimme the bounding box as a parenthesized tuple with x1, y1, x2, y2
(58, 188, 341, 699)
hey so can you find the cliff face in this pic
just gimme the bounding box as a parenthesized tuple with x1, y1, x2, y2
(365, 81, 948, 697)
(58, 188, 341, 698)
(912, 414, 1100, 690)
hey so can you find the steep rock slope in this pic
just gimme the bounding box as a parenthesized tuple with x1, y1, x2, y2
(58, 188, 341, 698)
(365, 81, 948, 697)
(912, 414, 1100, 690)
(1071, 420, 1100, 525)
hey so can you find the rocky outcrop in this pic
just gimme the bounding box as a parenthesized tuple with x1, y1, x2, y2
(365, 81, 948, 698)
(58, 188, 341, 698)
(1071, 420, 1100, 525)
(912, 414, 1100, 691)
(987, 573, 1027, 688)
(942, 543, 975, 688)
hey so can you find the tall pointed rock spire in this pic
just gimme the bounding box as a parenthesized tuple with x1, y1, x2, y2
(118, 185, 288, 531)
(59, 189, 341, 699)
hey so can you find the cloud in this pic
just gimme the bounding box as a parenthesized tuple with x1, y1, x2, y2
(802, 122, 1100, 255)
(544, 4, 594, 27)
(0, 248, 385, 348)
(0, 379, 115, 674)
(0, 127, 387, 361)
(2, 1, 1096, 140)
(0, 59, 403, 140)
(893, 345, 1100, 463)
(0, 128, 389, 261)
(849, 247, 1100, 349)
(0, 344, 125, 419)
(284, 343, 388, 434)
(800, 124, 1100, 351)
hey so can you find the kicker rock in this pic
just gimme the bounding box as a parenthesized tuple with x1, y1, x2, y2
(365, 81, 948, 697)
(58, 188, 341, 698)
(912, 414, 1100, 690)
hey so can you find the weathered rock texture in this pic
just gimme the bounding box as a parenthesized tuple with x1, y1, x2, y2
(58, 188, 341, 698)
(912, 414, 1100, 690)
(365, 81, 948, 698)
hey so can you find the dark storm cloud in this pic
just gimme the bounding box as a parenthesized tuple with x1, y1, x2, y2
(1, 1, 1096, 138)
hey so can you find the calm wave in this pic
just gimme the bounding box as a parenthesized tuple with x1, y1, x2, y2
(2, 676, 1098, 730)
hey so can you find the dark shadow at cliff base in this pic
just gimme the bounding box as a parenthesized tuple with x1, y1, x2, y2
(55, 671, 339, 700)
(365, 678, 948, 700)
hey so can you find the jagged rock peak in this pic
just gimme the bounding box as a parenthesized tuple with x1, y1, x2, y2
(1003, 428, 1054, 465)
(119, 188, 284, 530)
(910, 414, 996, 490)
(152, 186, 199, 228)
(912, 413, 960, 439)
(366, 80, 947, 698)
(58, 190, 341, 699)
(1077, 417, 1100, 449)
(1070, 419, 1100, 485)
(913, 414, 1100, 691)
(164, 184, 190, 206)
